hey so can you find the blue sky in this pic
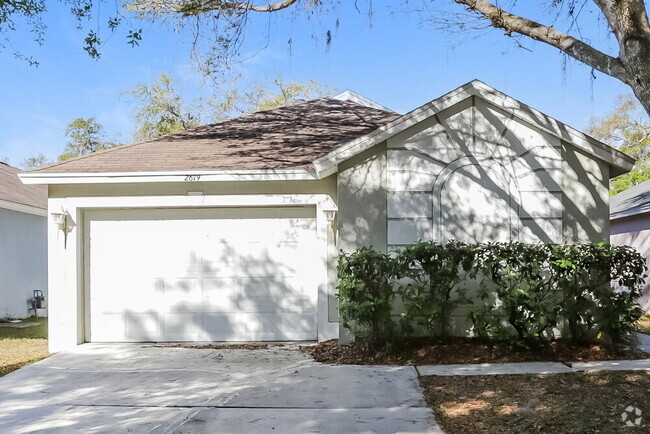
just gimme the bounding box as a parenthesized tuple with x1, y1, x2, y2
(0, 1, 637, 166)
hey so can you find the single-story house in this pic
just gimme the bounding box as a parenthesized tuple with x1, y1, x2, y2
(611, 179, 650, 311)
(0, 162, 48, 318)
(20, 80, 634, 352)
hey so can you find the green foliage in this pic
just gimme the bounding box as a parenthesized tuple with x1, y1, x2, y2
(399, 241, 475, 338)
(126, 72, 336, 141)
(471, 243, 562, 343)
(60, 117, 117, 161)
(234, 75, 337, 113)
(548, 243, 647, 343)
(126, 73, 200, 142)
(587, 95, 650, 195)
(337, 247, 401, 349)
(337, 241, 647, 349)
(20, 153, 51, 169)
(610, 160, 650, 195)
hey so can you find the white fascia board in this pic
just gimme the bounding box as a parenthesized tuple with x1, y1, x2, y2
(19, 168, 318, 185)
(55, 193, 337, 211)
(312, 84, 475, 176)
(0, 199, 47, 216)
(313, 80, 634, 177)
(469, 81, 635, 173)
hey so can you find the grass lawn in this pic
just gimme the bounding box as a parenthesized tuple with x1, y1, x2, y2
(638, 315, 650, 335)
(422, 371, 650, 433)
(0, 317, 49, 377)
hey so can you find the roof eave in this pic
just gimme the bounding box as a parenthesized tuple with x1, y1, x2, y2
(18, 168, 319, 185)
(0, 198, 47, 216)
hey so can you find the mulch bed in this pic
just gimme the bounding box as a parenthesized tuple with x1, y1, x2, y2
(421, 371, 650, 433)
(300, 338, 648, 365)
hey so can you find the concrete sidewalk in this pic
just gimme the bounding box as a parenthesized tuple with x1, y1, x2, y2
(0, 344, 441, 433)
(417, 334, 650, 376)
(416, 359, 650, 376)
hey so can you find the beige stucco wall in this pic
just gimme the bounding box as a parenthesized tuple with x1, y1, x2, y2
(337, 143, 388, 253)
(611, 213, 650, 312)
(562, 144, 610, 242)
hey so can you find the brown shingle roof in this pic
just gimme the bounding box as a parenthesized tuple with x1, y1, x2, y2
(32, 98, 400, 174)
(0, 163, 47, 210)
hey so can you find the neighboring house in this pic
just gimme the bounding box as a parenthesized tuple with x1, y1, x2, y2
(0, 162, 48, 318)
(20, 80, 634, 352)
(610, 179, 650, 311)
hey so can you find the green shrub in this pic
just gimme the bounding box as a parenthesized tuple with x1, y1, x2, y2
(399, 241, 475, 338)
(548, 243, 647, 343)
(470, 242, 562, 343)
(336, 247, 401, 349)
(336, 241, 647, 348)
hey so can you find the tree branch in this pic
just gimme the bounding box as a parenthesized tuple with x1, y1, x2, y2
(177, 0, 303, 15)
(454, 0, 628, 80)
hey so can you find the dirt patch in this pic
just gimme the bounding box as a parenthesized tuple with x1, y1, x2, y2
(0, 339, 49, 377)
(301, 338, 648, 365)
(421, 371, 650, 433)
(155, 343, 270, 350)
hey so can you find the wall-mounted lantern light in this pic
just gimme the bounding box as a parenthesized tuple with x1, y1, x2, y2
(52, 210, 71, 248)
(322, 208, 337, 228)
(51, 211, 68, 231)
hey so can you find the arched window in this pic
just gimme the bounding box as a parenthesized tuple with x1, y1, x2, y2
(433, 158, 520, 242)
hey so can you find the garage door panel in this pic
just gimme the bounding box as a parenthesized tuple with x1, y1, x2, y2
(239, 261, 296, 278)
(162, 278, 201, 296)
(91, 313, 125, 341)
(201, 277, 239, 303)
(163, 313, 204, 340)
(198, 260, 240, 277)
(240, 276, 305, 296)
(87, 207, 320, 342)
(238, 300, 315, 314)
(125, 312, 162, 341)
(203, 313, 241, 340)
(241, 313, 316, 340)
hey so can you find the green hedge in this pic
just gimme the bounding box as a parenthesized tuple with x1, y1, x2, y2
(337, 241, 647, 348)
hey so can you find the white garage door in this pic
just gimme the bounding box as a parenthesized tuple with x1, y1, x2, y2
(85, 207, 321, 342)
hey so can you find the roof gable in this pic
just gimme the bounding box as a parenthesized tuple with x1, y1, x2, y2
(312, 80, 634, 178)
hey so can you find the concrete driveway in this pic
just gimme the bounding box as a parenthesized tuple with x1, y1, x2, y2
(0, 344, 440, 433)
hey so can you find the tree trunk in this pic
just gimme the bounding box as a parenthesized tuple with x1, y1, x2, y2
(600, 0, 650, 116)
